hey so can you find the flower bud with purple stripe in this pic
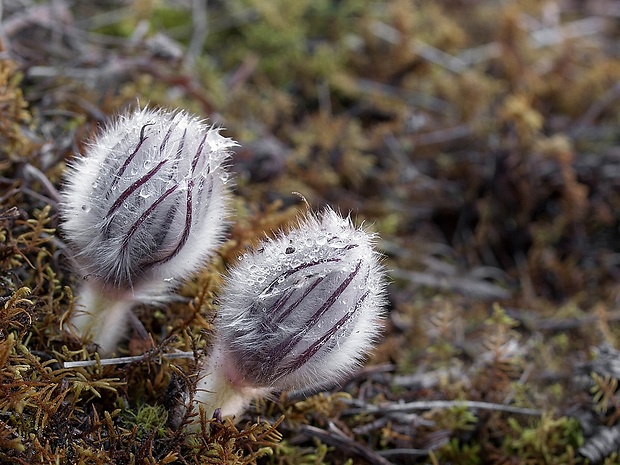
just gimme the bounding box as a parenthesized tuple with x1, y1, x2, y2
(178, 208, 386, 426)
(61, 106, 235, 353)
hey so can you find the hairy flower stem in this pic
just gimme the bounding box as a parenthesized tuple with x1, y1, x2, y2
(189, 344, 269, 428)
(69, 282, 136, 354)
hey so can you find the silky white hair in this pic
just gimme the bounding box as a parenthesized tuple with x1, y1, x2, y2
(215, 207, 387, 391)
(61, 106, 236, 296)
(60, 106, 236, 352)
(179, 208, 387, 428)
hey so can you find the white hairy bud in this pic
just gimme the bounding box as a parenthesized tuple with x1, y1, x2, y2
(61, 106, 236, 353)
(179, 208, 386, 426)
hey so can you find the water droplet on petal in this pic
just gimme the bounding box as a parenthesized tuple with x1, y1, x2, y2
(329, 239, 347, 249)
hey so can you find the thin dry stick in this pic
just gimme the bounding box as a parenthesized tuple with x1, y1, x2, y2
(571, 82, 620, 131)
(458, 16, 611, 66)
(412, 124, 472, 146)
(528, 17, 610, 47)
(63, 351, 195, 368)
(185, 0, 208, 68)
(23, 164, 61, 203)
(378, 448, 430, 458)
(299, 423, 396, 465)
(344, 399, 541, 416)
(369, 20, 467, 73)
(390, 268, 511, 300)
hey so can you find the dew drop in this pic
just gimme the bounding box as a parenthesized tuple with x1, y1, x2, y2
(329, 238, 347, 249)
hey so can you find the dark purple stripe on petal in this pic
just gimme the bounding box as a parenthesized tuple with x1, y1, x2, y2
(114, 122, 153, 181)
(159, 117, 179, 154)
(273, 276, 323, 324)
(260, 257, 341, 299)
(149, 179, 194, 266)
(327, 239, 359, 253)
(175, 128, 187, 160)
(279, 289, 370, 377)
(106, 159, 168, 217)
(265, 287, 295, 317)
(195, 167, 214, 212)
(269, 260, 363, 359)
(192, 131, 209, 173)
(121, 184, 179, 250)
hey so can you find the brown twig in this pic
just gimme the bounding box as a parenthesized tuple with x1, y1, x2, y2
(343, 398, 542, 417)
(298, 423, 396, 465)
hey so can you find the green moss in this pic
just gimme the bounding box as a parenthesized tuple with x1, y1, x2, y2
(134, 404, 168, 438)
(504, 414, 584, 464)
(437, 438, 482, 465)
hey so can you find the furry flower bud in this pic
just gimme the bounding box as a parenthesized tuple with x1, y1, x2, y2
(62, 107, 234, 290)
(177, 208, 386, 426)
(61, 106, 235, 352)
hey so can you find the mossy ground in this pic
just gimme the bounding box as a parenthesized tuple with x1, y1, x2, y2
(1, 1, 620, 463)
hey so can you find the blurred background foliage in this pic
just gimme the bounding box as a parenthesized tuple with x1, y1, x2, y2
(1, 0, 620, 463)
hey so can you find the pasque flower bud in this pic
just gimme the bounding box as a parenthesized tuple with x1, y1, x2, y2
(61, 107, 235, 353)
(176, 208, 386, 427)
